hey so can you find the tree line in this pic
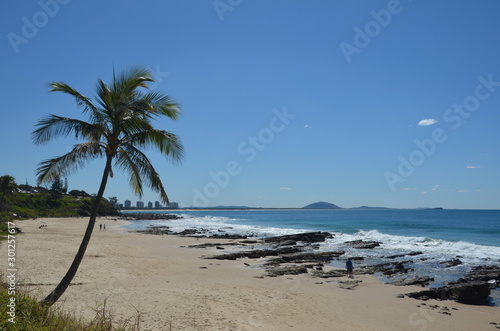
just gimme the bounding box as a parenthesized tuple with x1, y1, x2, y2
(0, 174, 118, 221)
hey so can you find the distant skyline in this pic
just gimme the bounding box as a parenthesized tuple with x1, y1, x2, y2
(1, 1, 499, 209)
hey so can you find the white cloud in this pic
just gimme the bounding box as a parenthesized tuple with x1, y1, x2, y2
(467, 165, 483, 169)
(418, 119, 437, 126)
(421, 191, 428, 194)
(457, 189, 468, 193)
(279, 187, 291, 191)
(403, 188, 417, 191)
(303, 124, 309, 129)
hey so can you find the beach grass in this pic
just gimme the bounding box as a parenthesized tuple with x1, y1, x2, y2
(0, 279, 139, 331)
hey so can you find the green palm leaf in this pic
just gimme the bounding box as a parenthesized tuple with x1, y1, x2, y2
(36, 143, 103, 184)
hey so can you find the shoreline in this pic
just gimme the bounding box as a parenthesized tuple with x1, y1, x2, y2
(2, 217, 499, 330)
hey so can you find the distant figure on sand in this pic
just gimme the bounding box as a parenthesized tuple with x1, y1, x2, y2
(103, 224, 106, 231)
(346, 258, 354, 278)
(99, 223, 102, 231)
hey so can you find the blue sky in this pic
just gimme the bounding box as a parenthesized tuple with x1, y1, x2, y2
(1, 0, 499, 209)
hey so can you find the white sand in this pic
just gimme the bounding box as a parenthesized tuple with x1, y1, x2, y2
(1, 217, 498, 330)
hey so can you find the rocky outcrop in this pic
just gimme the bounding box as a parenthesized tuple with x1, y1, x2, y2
(266, 265, 309, 277)
(404, 264, 500, 304)
(204, 246, 304, 260)
(265, 251, 345, 265)
(456, 265, 500, 283)
(439, 259, 462, 268)
(344, 240, 381, 249)
(123, 213, 181, 220)
(406, 281, 491, 304)
(392, 275, 434, 286)
(311, 269, 346, 278)
(136, 226, 173, 235)
(384, 251, 423, 259)
(355, 260, 413, 276)
(263, 232, 333, 245)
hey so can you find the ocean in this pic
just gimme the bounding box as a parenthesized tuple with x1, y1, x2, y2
(123, 208, 500, 304)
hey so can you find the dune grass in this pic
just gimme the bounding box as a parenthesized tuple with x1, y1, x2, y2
(0, 280, 140, 330)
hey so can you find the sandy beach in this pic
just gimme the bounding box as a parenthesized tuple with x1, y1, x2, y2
(2, 217, 498, 331)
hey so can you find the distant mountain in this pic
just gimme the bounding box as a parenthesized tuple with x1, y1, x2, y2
(351, 206, 391, 210)
(302, 201, 343, 209)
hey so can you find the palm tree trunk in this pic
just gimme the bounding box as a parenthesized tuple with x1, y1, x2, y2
(42, 156, 113, 306)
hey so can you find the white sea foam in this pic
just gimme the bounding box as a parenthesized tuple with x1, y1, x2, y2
(150, 215, 306, 238)
(323, 229, 500, 265)
(135, 214, 500, 265)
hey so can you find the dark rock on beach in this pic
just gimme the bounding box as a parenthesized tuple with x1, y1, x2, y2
(344, 240, 382, 249)
(384, 251, 423, 259)
(392, 275, 434, 286)
(136, 226, 173, 235)
(123, 213, 182, 220)
(265, 251, 345, 265)
(406, 281, 491, 304)
(204, 246, 304, 260)
(263, 232, 334, 245)
(266, 265, 309, 277)
(204, 233, 249, 239)
(456, 265, 500, 284)
(439, 258, 462, 268)
(187, 242, 241, 249)
(312, 269, 347, 278)
(355, 260, 413, 276)
(404, 265, 500, 305)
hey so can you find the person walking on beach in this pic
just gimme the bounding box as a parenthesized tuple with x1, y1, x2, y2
(103, 224, 106, 231)
(99, 223, 102, 231)
(346, 258, 354, 278)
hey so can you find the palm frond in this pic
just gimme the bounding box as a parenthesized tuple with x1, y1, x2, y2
(125, 129, 184, 164)
(115, 144, 169, 203)
(49, 82, 101, 121)
(95, 79, 112, 111)
(32, 115, 103, 145)
(133, 91, 181, 120)
(112, 65, 154, 99)
(36, 143, 103, 185)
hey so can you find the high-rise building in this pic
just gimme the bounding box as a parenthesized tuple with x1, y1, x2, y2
(154, 201, 161, 209)
(124, 200, 131, 208)
(166, 202, 179, 209)
(137, 201, 144, 209)
(147, 201, 153, 209)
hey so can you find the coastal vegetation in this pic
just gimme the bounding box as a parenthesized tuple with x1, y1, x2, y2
(0, 174, 118, 225)
(0, 282, 138, 330)
(32, 65, 184, 306)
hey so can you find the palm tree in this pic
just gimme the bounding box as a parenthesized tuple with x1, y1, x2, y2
(32, 66, 184, 306)
(0, 175, 17, 210)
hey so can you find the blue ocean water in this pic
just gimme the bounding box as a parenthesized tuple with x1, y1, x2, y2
(124, 209, 500, 303)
